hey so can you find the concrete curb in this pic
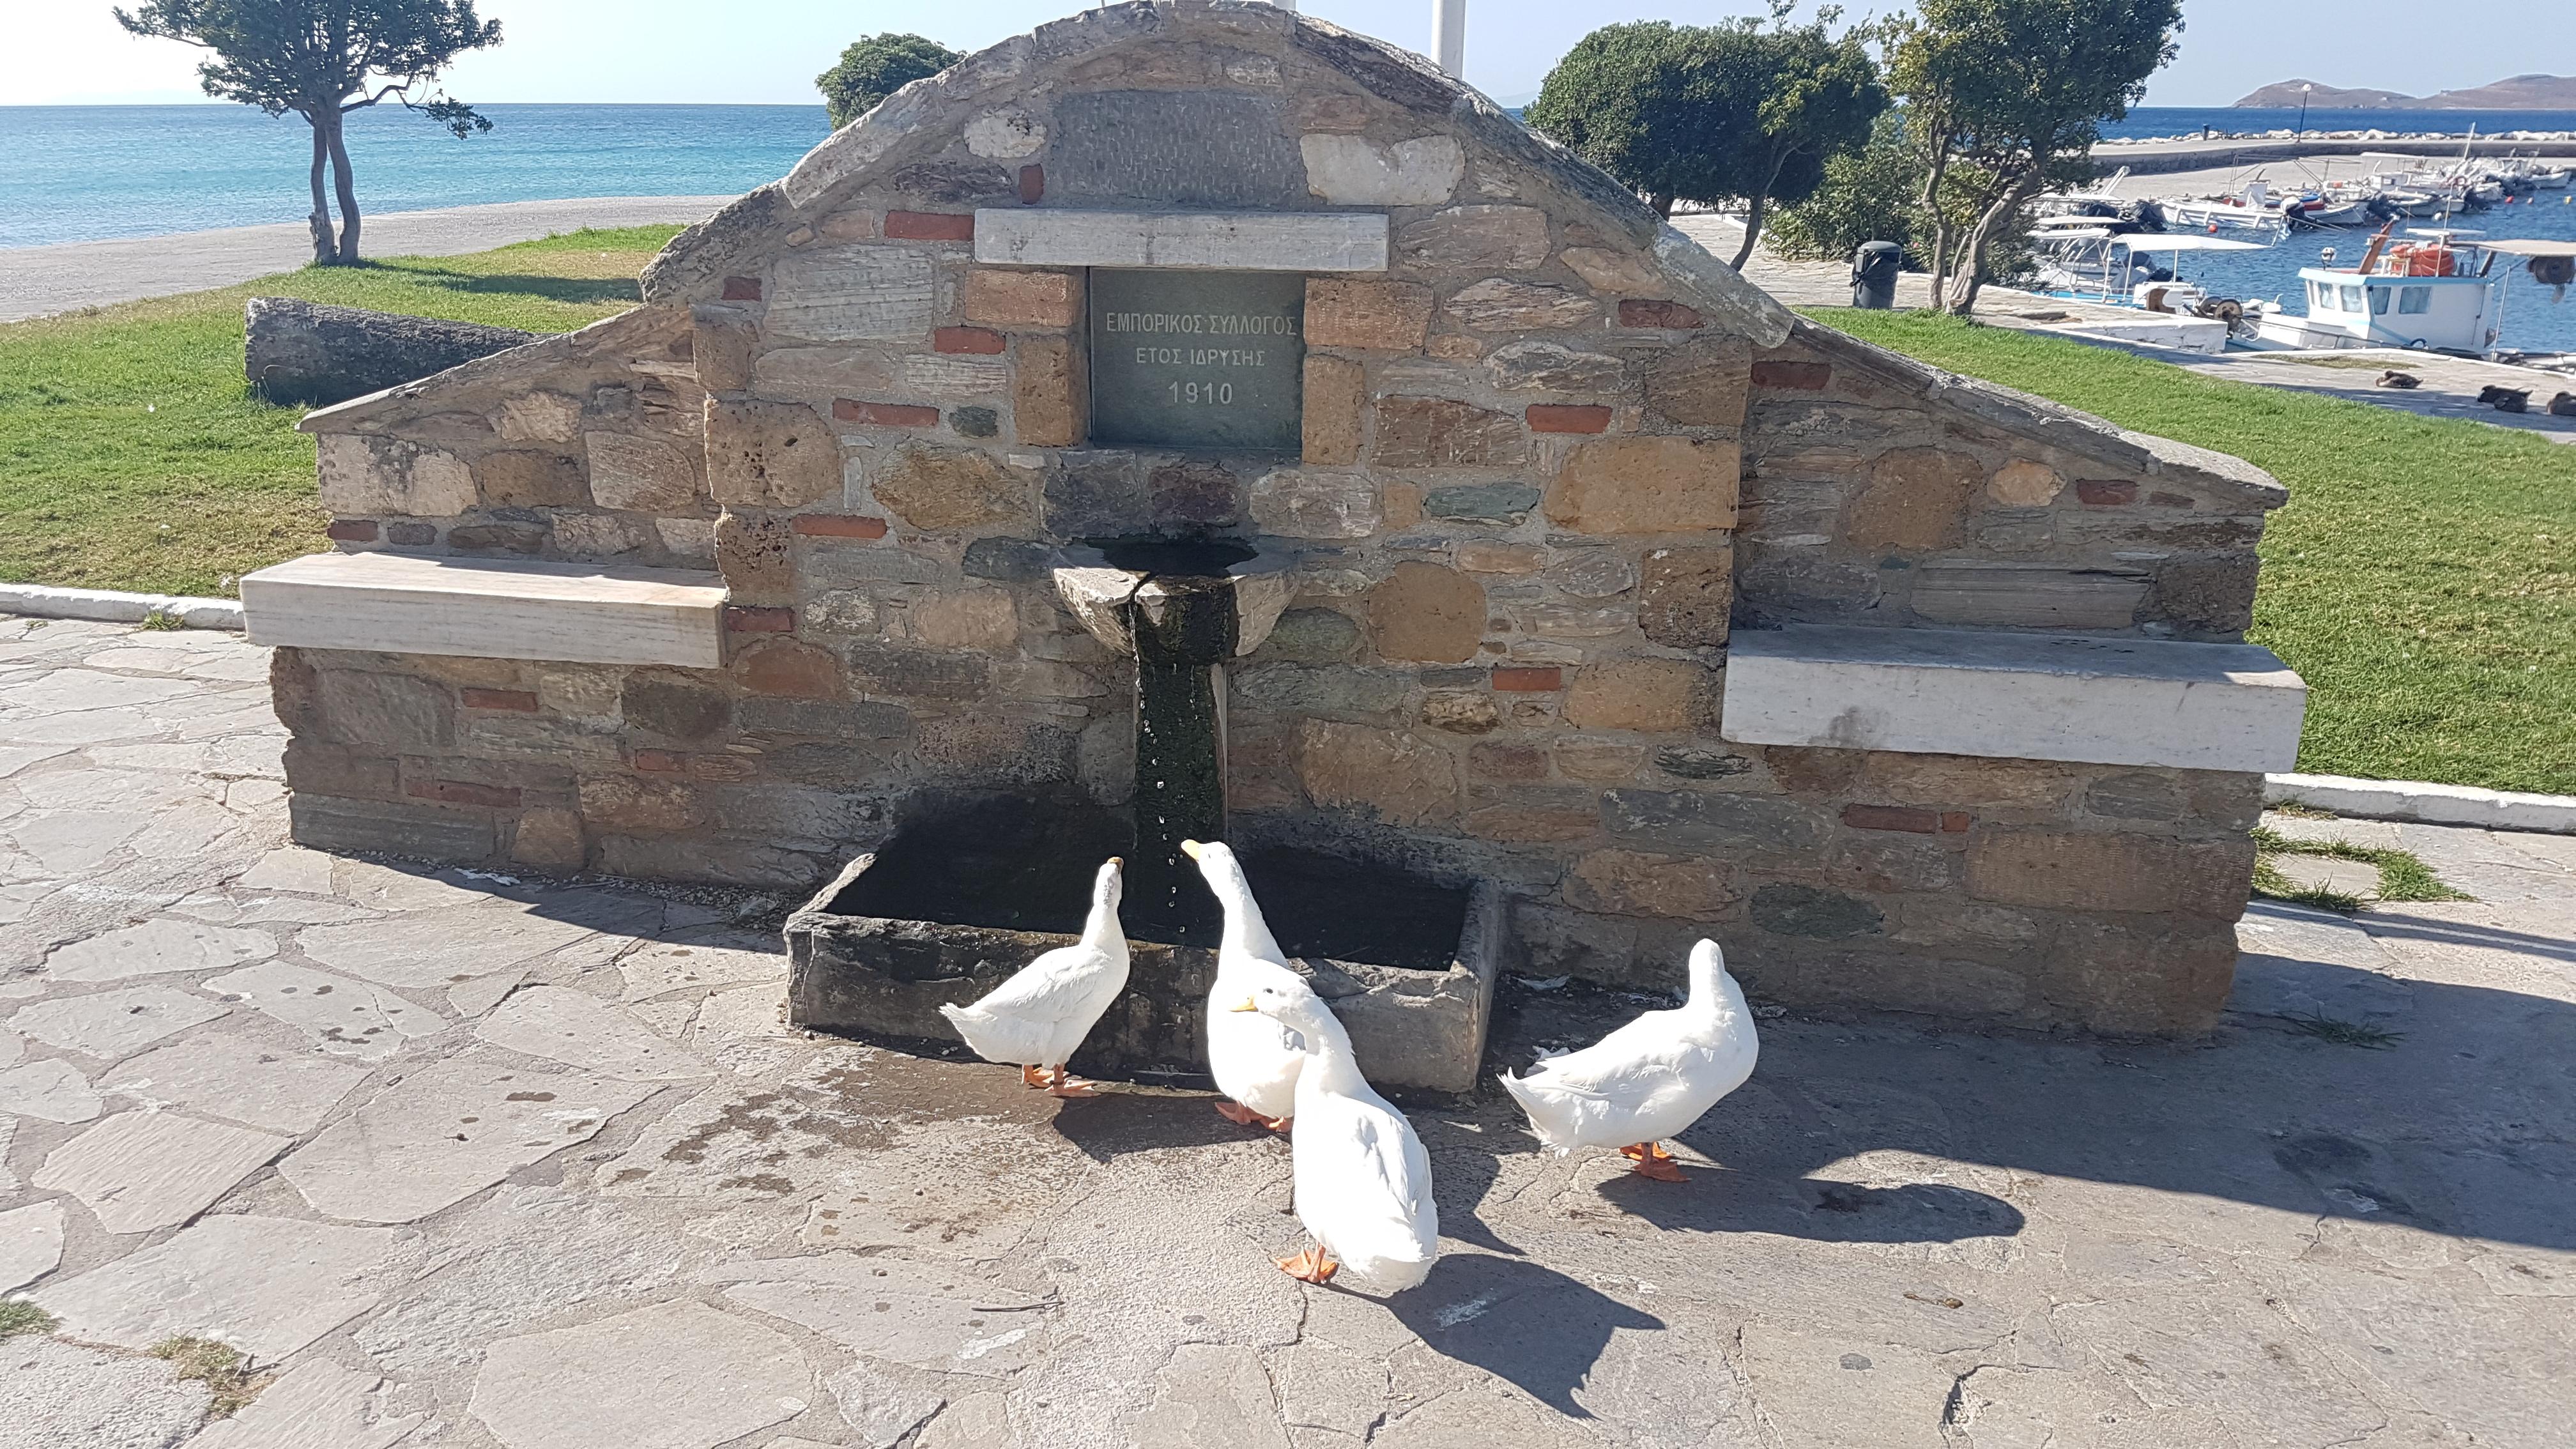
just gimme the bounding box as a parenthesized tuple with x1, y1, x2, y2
(0, 583, 243, 631)
(2267, 771, 2576, 836)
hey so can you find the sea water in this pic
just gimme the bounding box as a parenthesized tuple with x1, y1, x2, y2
(0, 103, 830, 249)
(2104, 105, 2576, 141)
(4, 101, 2572, 353)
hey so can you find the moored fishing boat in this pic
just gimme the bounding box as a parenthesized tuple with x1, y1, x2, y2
(2161, 180, 2295, 241)
(2239, 225, 2576, 355)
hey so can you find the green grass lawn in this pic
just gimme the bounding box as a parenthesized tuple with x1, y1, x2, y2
(0, 226, 681, 598)
(1816, 310, 2576, 795)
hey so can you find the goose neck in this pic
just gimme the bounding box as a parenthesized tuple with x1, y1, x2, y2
(1211, 867, 1287, 962)
(1292, 1009, 1367, 1094)
(1683, 954, 1737, 1020)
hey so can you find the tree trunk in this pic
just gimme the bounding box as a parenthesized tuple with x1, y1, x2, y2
(324, 109, 363, 264)
(302, 116, 337, 266)
(1730, 148, 1793, 272)
(1918, 137, 1955, 314)
(1945, 171, 2043, 318)
(1649, 193, 1676, 218)
(1730, 193, 1767, 271)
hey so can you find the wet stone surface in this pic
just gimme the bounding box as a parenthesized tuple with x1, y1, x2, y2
(0, 618, 2572, 1447)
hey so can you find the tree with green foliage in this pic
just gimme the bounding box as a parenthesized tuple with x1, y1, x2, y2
(1525, 7, 1884, 268)
(816, 33, 962, 129)
(1887, 0, 2182, 314)
(1766, 111, 2030, 282)
(118, 0, 502, 267)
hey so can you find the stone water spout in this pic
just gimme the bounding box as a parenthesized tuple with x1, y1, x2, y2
(1053, 539, 1294, 943)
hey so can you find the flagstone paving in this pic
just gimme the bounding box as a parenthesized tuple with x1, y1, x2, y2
(0, 614, 2572, 1448)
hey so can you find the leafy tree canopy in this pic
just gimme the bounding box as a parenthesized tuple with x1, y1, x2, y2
(1766, 111, 2032, 279)
(119, 0, 498, 135)
(1889, 0, 2182, 312)
(117, 0, 502, 263)
(817, 33, 962, 129)
(1526, 8, 1884, 266)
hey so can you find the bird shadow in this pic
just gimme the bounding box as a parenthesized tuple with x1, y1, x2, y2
(1595, 1165, 2025, 1244)
(1047, 1089, 1277, 1163)
(1388, 1253, 1664, 1417)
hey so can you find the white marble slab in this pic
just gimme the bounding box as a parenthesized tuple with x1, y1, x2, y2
(240, 552, 728, 668)
(1720, 624, 2308, 773)
(974, 209, 1388, 272)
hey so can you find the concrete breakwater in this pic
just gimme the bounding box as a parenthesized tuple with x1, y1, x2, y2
(2093, 134, 2576, 177)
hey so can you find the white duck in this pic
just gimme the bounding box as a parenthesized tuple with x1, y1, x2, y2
(1183, 838, 1305, 1130)
(1230, 976, 1439, 1291)
(1498, 938, 1758, 1181)
(938, 857, 1128, 1098)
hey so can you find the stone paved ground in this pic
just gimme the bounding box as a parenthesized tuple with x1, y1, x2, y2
(3, 615, 2572, 1448)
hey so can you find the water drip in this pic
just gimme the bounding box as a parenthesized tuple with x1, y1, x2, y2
(1050, 537, 1294, 946)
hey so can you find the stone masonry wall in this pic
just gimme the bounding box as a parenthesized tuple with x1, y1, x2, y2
(278, 4, 2280, 1034)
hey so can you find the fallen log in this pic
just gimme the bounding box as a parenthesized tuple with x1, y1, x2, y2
(244, 296, 537, 406)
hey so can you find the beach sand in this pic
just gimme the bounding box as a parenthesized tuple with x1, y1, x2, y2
(0, 195, 732, 323)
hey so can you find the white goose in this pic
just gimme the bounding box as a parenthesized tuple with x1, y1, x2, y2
(938, 857, 1128, 1098)
(1231, 976, 1438, 1291)
(1182, 839, 1304, 1130)
(1499, 938, 1758, 1181)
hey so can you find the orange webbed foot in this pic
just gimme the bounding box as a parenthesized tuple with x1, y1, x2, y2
(1045, 1068, 1100, 1098)
(1620, 1142, 1687, 1182)
(1021, 1064, 1048, 1089)
(1215, 1100, 1266, 1126)
(1262, 1115, 1293, 1134)
(1276, 1246, 1339, 1284)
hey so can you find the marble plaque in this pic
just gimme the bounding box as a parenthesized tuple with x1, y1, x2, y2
(1088, 269, 1304, 452)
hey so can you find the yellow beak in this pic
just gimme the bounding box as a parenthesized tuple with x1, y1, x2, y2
(1180, 840, 1206, 861)
(1227, 996, 1260, 1013)
(1105, 856, 1123, 867)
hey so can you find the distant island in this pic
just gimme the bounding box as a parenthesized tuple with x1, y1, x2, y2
(2235, 74, 2576, 109)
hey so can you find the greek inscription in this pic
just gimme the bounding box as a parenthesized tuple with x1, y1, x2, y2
(1088, 270, 1305, 452)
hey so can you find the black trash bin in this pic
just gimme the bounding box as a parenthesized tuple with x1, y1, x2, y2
(1851, 241, 1901, 309)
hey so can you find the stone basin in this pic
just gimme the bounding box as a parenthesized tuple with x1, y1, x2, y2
(1049, 536, 1298, 661)
(782, 796, 1502, 1098)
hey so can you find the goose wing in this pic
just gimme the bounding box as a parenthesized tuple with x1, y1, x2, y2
(958, 940, 1127, 1025)
(1307, 1090, 1436, 1256)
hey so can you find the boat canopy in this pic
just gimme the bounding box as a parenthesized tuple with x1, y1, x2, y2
(2476, 238, 2576, 259)
(2113, 235, 2271, 254)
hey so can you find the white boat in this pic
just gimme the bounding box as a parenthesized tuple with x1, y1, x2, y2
(2025, 230, 2273, 353)
(2159, 180, 2294, 241)
(2531, 165, 2572, 191)
(2287, 194, 2373, 227)
(2238, 227, 2576, 355)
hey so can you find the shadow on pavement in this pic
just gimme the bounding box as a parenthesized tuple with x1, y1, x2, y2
(1490, 948, 2576, 1252)
(389, 856, 2576, 1255)
(1388, 1253, 1664, 1416)
(1597, 1169, 2025, 1244)
(1048, 1089, 1276, 1162)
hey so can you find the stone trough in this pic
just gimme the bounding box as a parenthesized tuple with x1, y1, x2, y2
(783, 795, 1503, 1098)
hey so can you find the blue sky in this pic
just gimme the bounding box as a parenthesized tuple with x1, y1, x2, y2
(5, 1, 2569, 109)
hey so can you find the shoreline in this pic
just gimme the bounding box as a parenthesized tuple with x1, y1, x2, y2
(0, 195, 731, 324)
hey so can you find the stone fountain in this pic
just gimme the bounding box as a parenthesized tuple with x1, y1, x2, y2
(1048, 537, 1293, 943)
(783, 539, 1500, 1097)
